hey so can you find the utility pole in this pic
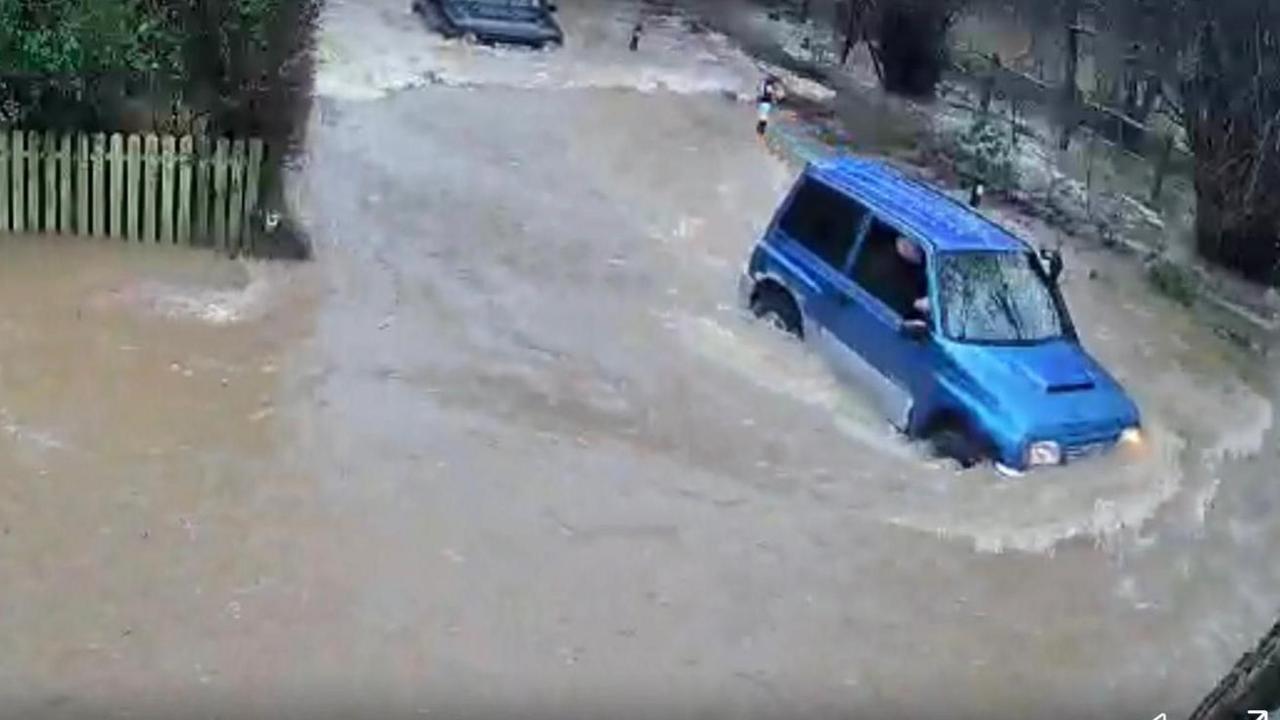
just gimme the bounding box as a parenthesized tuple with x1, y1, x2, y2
(1057, 0, 1090, 151)
(1058, 24, 1084, 150)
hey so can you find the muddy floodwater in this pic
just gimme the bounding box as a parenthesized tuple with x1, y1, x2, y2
(0, 0, 1277, 718)
(0, 238, 311, 481)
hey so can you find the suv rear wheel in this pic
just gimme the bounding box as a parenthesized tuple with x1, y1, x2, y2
(751, 286, 802, 339)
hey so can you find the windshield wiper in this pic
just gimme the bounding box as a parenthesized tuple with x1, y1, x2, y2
(993, 279, 1024, 341)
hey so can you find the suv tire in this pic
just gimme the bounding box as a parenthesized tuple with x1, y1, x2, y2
(751, 286, 803, 339)
(929, 424, 988, 469)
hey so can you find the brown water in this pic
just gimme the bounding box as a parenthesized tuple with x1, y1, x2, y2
(0, 0, 1276, 716)
(0, 238, 309, 471)
(0, 237, 337, 715)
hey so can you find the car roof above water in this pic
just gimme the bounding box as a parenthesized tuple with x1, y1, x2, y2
(807, 157, 1027, 253)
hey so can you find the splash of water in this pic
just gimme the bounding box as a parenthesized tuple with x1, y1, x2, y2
(674, 312, 1218, 555)
(315, 0, 804, 103)
(102, 261, 278, 326)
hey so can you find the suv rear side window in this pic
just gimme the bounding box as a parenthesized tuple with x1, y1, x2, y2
(777, 178, 868, 270)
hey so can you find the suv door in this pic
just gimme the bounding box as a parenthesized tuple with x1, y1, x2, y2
(817, 218, 936, 430)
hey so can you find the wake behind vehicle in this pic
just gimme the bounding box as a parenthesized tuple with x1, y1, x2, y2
(412, 0, 564, 48)
(739, 157, 1143, 473)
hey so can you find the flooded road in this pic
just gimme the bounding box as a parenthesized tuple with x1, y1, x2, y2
(1, 0, 1277, 717)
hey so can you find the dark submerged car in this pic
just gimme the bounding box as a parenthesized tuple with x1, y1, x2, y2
(412, 0, 564, 48)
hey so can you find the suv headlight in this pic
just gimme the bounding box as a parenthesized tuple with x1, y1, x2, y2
(1119, 427, 1143, 446)
(1026, 441, 1062, 467)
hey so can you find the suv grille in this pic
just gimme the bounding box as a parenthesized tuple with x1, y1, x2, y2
(1064, 439, 1114, 461)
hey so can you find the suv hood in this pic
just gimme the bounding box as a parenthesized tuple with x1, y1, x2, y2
(999, 341, 1097, 393)
(945, 339, 1140, 439)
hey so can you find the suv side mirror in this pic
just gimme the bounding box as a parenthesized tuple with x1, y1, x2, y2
(900, 319, 930, 341)
(1040, 248, 1064, 283)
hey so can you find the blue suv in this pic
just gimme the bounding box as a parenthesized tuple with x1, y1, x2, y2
(739, 158, 1143, 472)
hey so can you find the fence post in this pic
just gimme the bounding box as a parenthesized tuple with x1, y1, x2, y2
(213, 138, 229, 251)
(143, 134, 159, 243)
(178, 136, 193, 246)
(1010, 98, 1020, 151)
(77, 135, 89, 235)
(12, 131, 24, 233)
(108, 134, 123, 239)
(228, 139, 246, 254)
(161, 136, 176, 244)
(243, 139, 264, 252)
(93, 134, 108, 238)
(0, 132, 8, 233)
(44, 131, 57, 233)
(27, 131, 41, 232)
(193, 137, 210, 244)
(127, 134, 141, 242)
(1151, 134, 1175, 204)
(59, 135, 72, 234)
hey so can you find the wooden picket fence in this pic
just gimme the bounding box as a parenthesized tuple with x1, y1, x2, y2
(0, 129, 265, 253)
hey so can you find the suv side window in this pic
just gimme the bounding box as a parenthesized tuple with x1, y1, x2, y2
(777, 178, 868, 270)
(849, 218, 929, 320)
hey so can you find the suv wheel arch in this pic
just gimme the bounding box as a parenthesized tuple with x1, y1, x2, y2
(918, 410, 993, 469)
(750, 279, 803, 339)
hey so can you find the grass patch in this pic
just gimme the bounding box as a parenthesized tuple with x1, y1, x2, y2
(1146, 257, 1198, 307)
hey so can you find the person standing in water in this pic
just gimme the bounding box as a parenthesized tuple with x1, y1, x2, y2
(756, 75, 783, 136)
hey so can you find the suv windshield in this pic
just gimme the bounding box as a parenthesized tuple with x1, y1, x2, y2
(937, 251, 1067, 344)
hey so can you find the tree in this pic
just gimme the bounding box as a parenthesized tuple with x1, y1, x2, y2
(871, 0, 966, 98)
(0, 0, 186, 128)
(999, 0, 1278, 282)
(1180, 0, 1280, 283)
(0, 0, 317, 256)
(0, 0, 317, 142)
(0, 0, 177, 77)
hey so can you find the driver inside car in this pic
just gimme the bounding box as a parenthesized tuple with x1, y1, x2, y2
(895, 236, 931, 321)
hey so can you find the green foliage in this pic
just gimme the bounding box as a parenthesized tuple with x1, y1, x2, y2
(0, 0, 182, 76)
(0, 0, 317, 135)
(0, 0, 283, 79)
(1146, 257, 1198, 306)
(952, 114, 1018, 191)
(237, 0, 279, 44)
(0, 0, 315, 256)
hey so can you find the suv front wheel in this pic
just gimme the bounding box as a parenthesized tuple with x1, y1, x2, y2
(925, 418, 993, 470)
